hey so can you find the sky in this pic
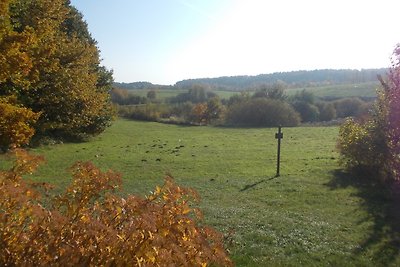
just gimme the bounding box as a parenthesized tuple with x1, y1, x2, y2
(70, 0, 400, 85)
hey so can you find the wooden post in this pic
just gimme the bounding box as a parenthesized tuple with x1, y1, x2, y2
(275, 126, 283, 177)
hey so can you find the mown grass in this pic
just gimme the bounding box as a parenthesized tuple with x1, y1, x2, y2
(2, 119, 399, 266)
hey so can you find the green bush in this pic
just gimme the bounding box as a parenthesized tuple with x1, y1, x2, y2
(337, 117, 389, 179)
(316, 102, 337, 121)
(334, 97, 365, 118)
(226, 98, 300, 127)
(292, 101, 320, 122)
(117, 104, 172, 122)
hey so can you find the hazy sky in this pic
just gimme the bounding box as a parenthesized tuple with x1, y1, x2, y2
(70, 0, 400, 85)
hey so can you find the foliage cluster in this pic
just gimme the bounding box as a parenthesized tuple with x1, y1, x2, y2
(110, 88, 148, 105)
(289, 90, 369, 123)
(0, 149, 232, 266)
(226, 98, 300, 127)
(333, 97, 368, 118)
(0, 0, 114, 143)
(337, 117, 388, 178)
(0, 95, 40, 150)
(169, 84, 217, 104)
(337, 45, 400, 181)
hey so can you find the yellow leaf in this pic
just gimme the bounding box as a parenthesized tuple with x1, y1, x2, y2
(116, 206, 122, 214)
(182, 207, 191, 215)
(155, 185, 161, 194)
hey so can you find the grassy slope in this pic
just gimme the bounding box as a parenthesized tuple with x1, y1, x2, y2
(286, 81, 379, 98)
(2, 119, 399, 266)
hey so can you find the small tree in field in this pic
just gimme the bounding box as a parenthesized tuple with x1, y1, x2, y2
(147, 90, 157, 100)
(189, 103, 208, 124)
(204, 97, 225, 124)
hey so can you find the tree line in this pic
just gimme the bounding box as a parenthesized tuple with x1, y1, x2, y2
(114, 83, 372, 127)
(113, 69, 387, 91)
(175, 69, 387, 91)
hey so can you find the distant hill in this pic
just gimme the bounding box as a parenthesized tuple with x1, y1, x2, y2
(175, 68, 388, 91)
(113, 81, 173, 90)
(115, 68, 388, 91)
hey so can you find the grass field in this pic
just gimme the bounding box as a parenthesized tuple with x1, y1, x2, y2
(284, 82, 378, 99)
(2, 119, 399, 266)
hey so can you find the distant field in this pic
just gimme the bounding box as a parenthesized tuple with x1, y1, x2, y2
(286, 81, 380, 99)
(2, 119, 398, 266)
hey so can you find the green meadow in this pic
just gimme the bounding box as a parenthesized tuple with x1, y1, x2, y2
(286, 81, 379, 99)
(2, 119, 399, 266)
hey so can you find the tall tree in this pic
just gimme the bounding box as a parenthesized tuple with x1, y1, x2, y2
(1, 0, 114, 140)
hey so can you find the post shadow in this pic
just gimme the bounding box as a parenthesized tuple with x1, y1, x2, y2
(239, 176, 278, 192)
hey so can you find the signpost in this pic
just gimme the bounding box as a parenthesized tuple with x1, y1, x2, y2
(275, 126, 283, 177)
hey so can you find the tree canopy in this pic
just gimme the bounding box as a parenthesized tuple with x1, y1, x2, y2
(0, 0, 114, 145)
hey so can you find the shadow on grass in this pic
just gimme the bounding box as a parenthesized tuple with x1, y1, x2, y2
(327, 169, 400, 265)
(239, 176, 277, 192)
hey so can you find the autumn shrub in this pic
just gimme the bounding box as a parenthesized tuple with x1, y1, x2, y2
(337, 78, 390, 181)
(0, 96, 40, 150)
(337, 117, 389, 178)
(337, 45, 400, 182)
(226, 98, 300, 127)
(189, 103, 208, 124)
(0, 149, 232, 266)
